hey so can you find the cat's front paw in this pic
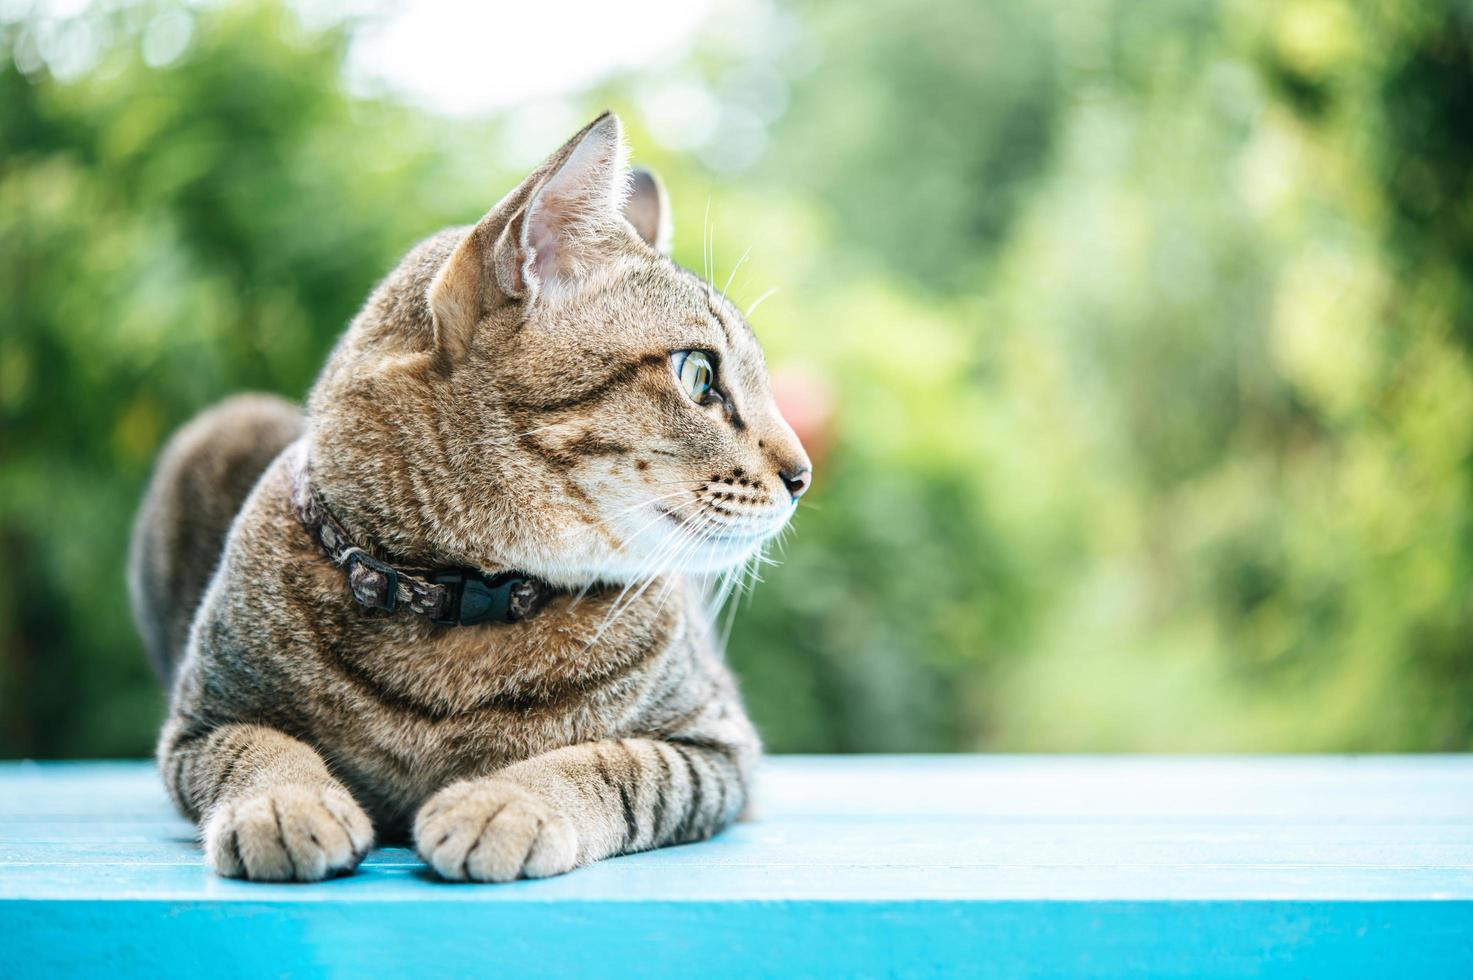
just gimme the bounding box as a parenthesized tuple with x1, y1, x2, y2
(204, 784, 373, 882)
(414, 778, 579, 882)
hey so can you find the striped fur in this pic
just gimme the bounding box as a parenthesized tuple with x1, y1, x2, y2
(134, 113, 808, 882)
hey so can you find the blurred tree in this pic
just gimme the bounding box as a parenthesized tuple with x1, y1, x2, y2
(0, 2, 500, 754)
(758, 0, 1063, 292)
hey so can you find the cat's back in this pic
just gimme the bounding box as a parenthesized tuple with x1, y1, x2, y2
(127, 393, 304, 685)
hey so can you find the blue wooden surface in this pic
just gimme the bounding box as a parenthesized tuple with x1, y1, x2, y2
(3, 756, 1471, 978)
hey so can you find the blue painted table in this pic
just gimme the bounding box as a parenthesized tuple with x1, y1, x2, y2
(2, 757, 1470, 978)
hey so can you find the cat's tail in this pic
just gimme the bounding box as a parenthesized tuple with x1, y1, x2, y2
(127, 393, 304, 687)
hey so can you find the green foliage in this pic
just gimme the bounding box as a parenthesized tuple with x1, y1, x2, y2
(0, 2, 507, 754)
(2, 0, 1470, 757)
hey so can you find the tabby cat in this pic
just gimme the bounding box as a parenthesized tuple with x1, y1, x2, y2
(127, 112, 811, 882)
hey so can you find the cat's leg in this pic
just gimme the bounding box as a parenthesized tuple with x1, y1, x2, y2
(413, 737, 750, 882)
(160, 719, 374, 881)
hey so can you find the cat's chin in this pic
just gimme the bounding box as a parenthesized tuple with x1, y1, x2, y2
(547, 532, 772, 586)
(650, 539, 770, 577)
(681, 538, 768, 575)
(528, 543, 762, 590)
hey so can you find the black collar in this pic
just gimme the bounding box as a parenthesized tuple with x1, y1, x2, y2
(290, 464, 552, 627)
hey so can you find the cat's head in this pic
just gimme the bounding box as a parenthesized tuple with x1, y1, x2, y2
(309, 112, 811, 588)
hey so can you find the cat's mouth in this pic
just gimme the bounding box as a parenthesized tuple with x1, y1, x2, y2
(634, 504, 787, 566)
(652, 506, 783, 542)
(700, 527, 773, 547)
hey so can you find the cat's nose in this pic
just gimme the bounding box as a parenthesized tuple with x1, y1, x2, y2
(779, 466, 812, 501)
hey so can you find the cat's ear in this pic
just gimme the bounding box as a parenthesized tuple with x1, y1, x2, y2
(514, 111, 633, 301)
(428, 112, 633, 358)
(625, 167, 672, 254)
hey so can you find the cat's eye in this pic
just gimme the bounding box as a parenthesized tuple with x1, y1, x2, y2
(671, 350, 715, 404)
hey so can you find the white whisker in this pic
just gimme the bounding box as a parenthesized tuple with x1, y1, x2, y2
(582, 503, 709, 651)
(654, 511, 721, 610)
(721, 245, 752, 306)
(716, 555, 750, 652)
(606, 516, 708, 631)
(645, 514, 714, 616)
(516, 418, 580, 439)
(605, 488, 694, 524)
(707, 194, 718, 294)
(746, 287, 778, 318)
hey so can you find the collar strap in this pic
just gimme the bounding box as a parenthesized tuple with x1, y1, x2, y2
(290, 467, 548, 627)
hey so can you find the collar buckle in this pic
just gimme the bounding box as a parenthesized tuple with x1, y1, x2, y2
(431, 570, 528, 626)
